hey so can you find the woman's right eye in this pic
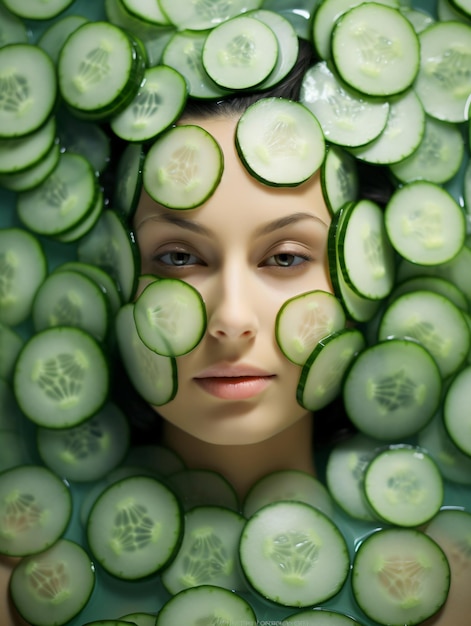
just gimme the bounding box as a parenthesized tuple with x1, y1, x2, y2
(155, 251, 201, 267)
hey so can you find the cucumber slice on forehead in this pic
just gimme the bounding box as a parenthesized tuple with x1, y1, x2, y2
(236, 97, 325, 186)
(331, 2, 420, 97)
(202, 15, 279, 90)
(143, 124, 223, 210)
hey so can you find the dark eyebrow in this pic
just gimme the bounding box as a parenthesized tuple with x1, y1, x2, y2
(138, 211, 328, 235)
(255, 212, 329, 237)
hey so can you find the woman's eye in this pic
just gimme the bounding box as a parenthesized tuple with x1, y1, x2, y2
(265, 253, 310, 267)
(157, 251, 199, 266)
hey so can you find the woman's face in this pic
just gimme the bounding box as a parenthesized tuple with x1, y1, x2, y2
(134, 114, 332, 446)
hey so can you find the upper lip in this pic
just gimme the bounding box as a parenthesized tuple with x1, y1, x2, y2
(194, 364, 274, 378)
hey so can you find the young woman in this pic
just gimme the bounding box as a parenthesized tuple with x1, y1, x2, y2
(1, 2, 470, 625)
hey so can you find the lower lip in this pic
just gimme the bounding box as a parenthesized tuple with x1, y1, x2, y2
(194, 376, 274, 400)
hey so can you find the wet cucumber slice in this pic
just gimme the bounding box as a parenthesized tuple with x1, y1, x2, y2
(0, 465, 72, 557)
(363, 445, 444, 527)
(342, 338, 442, 441)
(10, 539, 95, 626)
(13, 326, 109, 429)
(352, 528, 450, 625)
(161, 505, 246, 594)
(86, 474, 183, 579)
(239, 500, 350, 607)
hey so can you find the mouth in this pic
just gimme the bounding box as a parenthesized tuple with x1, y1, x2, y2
(194, 365, 275, 400)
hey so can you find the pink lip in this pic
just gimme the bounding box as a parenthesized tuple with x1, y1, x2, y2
(194, 364, 275, 400)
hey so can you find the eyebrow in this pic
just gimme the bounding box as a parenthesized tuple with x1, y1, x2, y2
(138, 211, 328, 236)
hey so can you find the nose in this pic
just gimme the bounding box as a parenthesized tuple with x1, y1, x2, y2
(206, 265, 258, 342)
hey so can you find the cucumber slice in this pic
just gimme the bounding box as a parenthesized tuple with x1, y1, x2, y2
(156, 585, 257, 626)
(0, 3, 28, 46)
(2, 0, 74, 20)
(158, 0, 263, 31)
(389, 115, 465, 185)
(115, 303, 177, 406)
(143, 124, 223, 210)
(236, 97, 325, 187)
(239, 501, 349, 607)
(246, 9, 299, 90)
(297, 327, 365, 412)
(120, 614, 156, 626)
(0, 142, 60, 193)
(17, 152, 99, 237)
(202, 15, 278, 89)
(161, 505, 246, 594)
(121, 0, 170, 25)
(363, 445, 444, 527)
(166, 469, 239, 512)
(110, 64, 187, 142)
(331, 3, 420, 97)
(243, 469, 333, 519)
(54, 188, 104, 244)
(0, 323, 23, 381)
(0, 228, 47, 327)
(326, 432, 380, 521)
(9, 539, 95, 626)
(113, 142, 144, 220)
(32, 269, 110, 342)
(337, 198, 396, 300)
(391, 275, 468, 312)
(378, 290, 470, 379)
(0, 465, 72, 557)
(443, 365, 471, 456)
(321, 144, 359, 216)
(275, 290, 346, 365)
(352, 528, 450, 625)
(38, 15, 89, 65)
(13, 326, 109, 429)
(343, 339, 442, 441)
(0, 116, 57, 175)
(0, 44, 57, 139)
(300, 61, 390, 148)
(162, 30, 230, 99)
(58, 21, 146, 121)
(282, 608, 368, 625)
(400, 7, 436, 33)
(56, 108, 111, 174)
(419, 409, 471, 485)
(312, 0, 403, 61)
(55, 260, 122, 317)
(78, 209, 139, 303)
(36, 401, 130, 483)
(349, 89, 426, 165)
(414, 20, 471, 122)
(133, 277, 206, 357)
(86, 474, 182, 579)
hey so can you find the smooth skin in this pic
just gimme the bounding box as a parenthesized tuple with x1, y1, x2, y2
(135, 114, 332, 498)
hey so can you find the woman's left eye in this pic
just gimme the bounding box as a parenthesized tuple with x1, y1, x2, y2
(264, 253, 310, 267)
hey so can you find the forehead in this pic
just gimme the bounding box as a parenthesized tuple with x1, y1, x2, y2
(135, 114, 330, 231)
